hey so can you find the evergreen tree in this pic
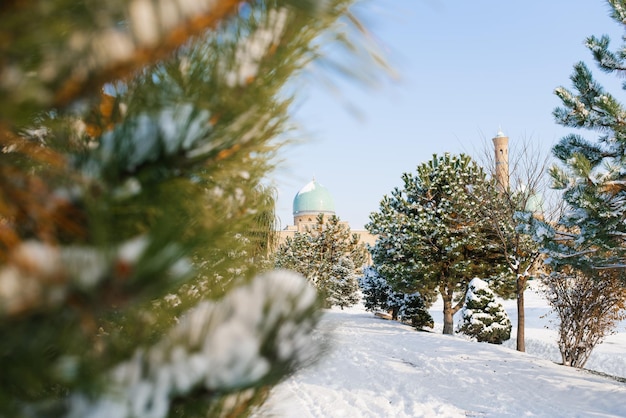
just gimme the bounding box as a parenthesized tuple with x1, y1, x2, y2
(367, 153, 507, 334)
(457, 278, 512, 344)
(359, 266, 396, 316)
(397, 292, 434, 330)
(275, 214, 368, 308)
(521, 0, 626, 274)
(0, 1, 385, 416)
(516, 1, 626, 360)
(327, 257, 361, 310)
(358, 266, 433, 330)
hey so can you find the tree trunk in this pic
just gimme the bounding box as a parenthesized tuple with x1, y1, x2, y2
(516, 276, 527, 352)
(442, 296, 454, 335)
(391, 307, 399, 320)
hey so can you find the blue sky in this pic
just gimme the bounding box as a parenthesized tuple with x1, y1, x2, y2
(272, 0, 624, 230)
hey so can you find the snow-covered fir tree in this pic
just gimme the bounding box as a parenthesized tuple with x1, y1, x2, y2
(275, 214, 368, 308)
(0, 1, 387, 417)
(359, 266, 396, 316)
(367, 153, 507, 334)
(397, 292, 434, 330)
(358, 266, 433, 330)
(327, 257, 361, 310)
(457, 278, 512, 344)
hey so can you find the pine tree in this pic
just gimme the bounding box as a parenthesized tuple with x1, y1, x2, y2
(457, 278, 512, 344)
(521, 0, 626, 273)
(367, 153, 507, 334)
(516, 1, 626, 361)
(275, 214, 367, 308)
(397, 292, 434, 330)
(358, 266, 433, 330)
(0, 1, 385, 416)
(327, 257, 360, 310)
(359, 266, 396, 316)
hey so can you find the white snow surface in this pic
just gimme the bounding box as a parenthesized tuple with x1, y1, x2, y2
(254, 282, 626, 418)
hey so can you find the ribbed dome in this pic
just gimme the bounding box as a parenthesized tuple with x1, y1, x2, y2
(293, 179, 335, 215)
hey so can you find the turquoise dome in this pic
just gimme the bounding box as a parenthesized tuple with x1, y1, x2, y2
(293, 179, 335, 215)
(525, 193, 544, 213)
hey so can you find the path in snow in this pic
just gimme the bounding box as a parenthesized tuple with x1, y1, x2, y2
(254, 305, 626, 418)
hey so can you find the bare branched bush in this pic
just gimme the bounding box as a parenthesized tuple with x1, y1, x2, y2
(542, 268, 626, 368)
(473, 135, 556, 352)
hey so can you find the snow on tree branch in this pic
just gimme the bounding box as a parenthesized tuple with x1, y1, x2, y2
(66, 270, 321, 418)
(0, 236, 190, 317)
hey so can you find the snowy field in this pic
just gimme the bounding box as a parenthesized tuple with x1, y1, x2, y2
(252, 282, 626, 417)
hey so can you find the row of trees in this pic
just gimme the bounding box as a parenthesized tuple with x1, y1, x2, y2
(362, 137, 624, 363)
(361, 151, 521, 345)
(274, 215, 512, 344)
(366, 153, 510, 336)
(273, 0, 626, 370)
(361, 130, 625, 365)
(363, 0, 626, 367)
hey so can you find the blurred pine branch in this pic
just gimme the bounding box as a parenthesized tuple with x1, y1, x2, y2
(0, 1, 388, 416)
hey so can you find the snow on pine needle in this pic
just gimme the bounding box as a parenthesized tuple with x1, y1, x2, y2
(67, 270, 323, 418)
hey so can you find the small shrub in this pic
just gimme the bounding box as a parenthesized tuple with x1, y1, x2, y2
(399, 292, 434, 330)
(458, 278, 511, 344)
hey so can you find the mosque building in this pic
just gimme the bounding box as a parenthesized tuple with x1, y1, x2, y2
(277, 178, 377, 248)
(277, 130, 542, 250)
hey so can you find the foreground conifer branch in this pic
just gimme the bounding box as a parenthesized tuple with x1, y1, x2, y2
(0, 1, 386, 416)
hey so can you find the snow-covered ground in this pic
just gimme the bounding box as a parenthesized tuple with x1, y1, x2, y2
(253, 282, 626, 417)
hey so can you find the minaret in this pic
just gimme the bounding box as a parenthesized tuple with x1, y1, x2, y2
(492, 129, 509, 192)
